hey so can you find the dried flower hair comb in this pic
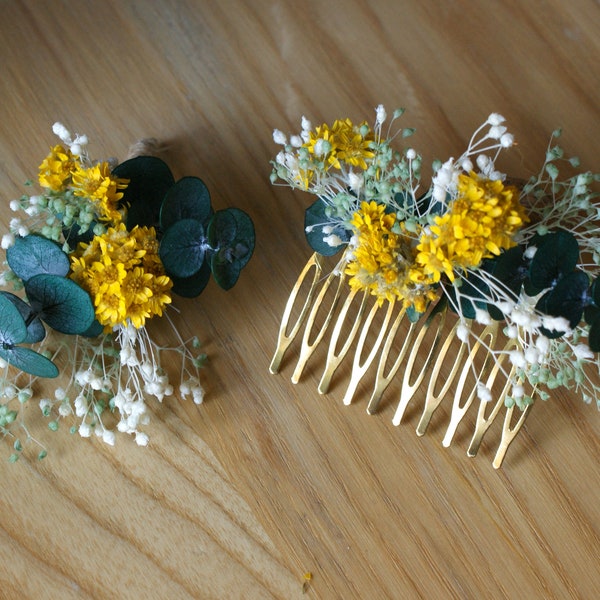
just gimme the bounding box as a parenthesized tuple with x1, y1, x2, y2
(269, 107, 599, 467)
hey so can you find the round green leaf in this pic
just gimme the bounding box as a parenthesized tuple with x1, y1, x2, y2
(591, 277, 600, 306)
(0, 293, 27, 346)
(207, 208, 255, 270)
(160, 176, 213, 230)
(159, 219, 206, 278)
(589, 316, 600, 352)
(207, 209, 237, 248)
(544, 270, 589, 328)
(171, 260, 211, 298)
(113, 156, 175, 229)
(210, 255, 242, 290)
(585, 303, 600, 325)
(63, 223, 96, 247)
(224, 208, 255, 269)
(25, 274, 95, 335)
(81, 319, 104, 338)
(0, 345, 58, 378)
(304, 198, 349, 256)
(6, 234, 70, 282)
(528, 230, 579, 293)
(0, 292, 45, 343)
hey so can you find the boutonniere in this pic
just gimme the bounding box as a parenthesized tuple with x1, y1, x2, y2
(1, 123, 254, 460)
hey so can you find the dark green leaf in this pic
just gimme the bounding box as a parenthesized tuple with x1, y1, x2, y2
(544, 271, 589, 326)
(24, 274, 95, 335)
(0, 292, 45, 343)
(304, 198, 349, 256)
(537, 270, 589, 337)
(160, 176, 212, 230)
(63, 223, 96, 247)
(406, 303, 425, 323)
(113, 156, 175, 229)
(81, 319, 104, 338)
(0, 345, 58, 378)
(159, 219, 205, 278)
(207, 209, 237, 248)
(6, 234, 70, 282)
(219, 208, 255, 269)
(584, 304, 600, 325)
(171, 260, 211, 297)
(206, 208, 255, 289)
(0, 293, 27, 346)
(445, 273, 489, 320)
(591, 277, 600, 306)
(589, 316, 600, 352)
(528, 230, 579, 294)
(484, 247, 527, 320)
(210, 255, 242, 290)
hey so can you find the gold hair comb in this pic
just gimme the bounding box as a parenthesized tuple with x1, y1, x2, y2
(269, 107, 599, 467)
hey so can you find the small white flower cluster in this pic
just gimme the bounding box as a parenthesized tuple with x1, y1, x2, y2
(52, 122, 89, 158)
(431, 113, 515, 204)
(179, 377, 205, 404)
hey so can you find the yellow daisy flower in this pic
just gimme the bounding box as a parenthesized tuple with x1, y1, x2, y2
(38, 145, 79, 191)
(70, 224, 172, 329)
(415, 173, 528, 282)
(71, 161, 128, 224)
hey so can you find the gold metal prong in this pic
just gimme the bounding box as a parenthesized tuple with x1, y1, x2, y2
(272, 253, 537, 467)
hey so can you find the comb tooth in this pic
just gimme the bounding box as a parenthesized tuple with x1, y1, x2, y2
(269, 254, 322, 375)
(317, 288, 368, 394)
(291, 267, 346, 384)
(493, 403, 532, 469)
(342, 299, 396, 406)
(366, 306, 412, 415)
(392, 306, 447, 426)
(416, 320, 468, 436)
(441, 323, 498, 447)
(467, 337, 518, 457)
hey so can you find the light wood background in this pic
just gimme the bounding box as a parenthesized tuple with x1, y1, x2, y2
(0, 1, 598, 598)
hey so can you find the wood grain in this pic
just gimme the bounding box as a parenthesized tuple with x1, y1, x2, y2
(0, 1, 598, 598)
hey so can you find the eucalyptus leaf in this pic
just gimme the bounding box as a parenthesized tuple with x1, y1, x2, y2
(171, 260, 211, 297)
(589, 317, 600, 352)
(160, 176, 213, 230)
(304, 198, 349, 256)
(113, 156, 175, 229)
(527, 230, 579, 294)
(585, 304, 600, 325)
(0, 292, 45, 343)
(0, 293, 27, 346)
(0, 345, 58, 378)
(24, 274, 95, 335)
(6, 234, 70, 282)
(544, 270, 589, 328)
(485, 247, 527, 320)
(210, 254, 242, 290)
(159, 219, 206, 278)
(591, 277, 600, 306)
(63, 223, 96, 247)
(81, 319, 104, 338)
(207, 209, 237, 248)
(222, 208, 255, 269)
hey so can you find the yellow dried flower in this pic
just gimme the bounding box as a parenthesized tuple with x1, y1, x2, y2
(71, 162, 128, 224)
(38, 145, 79, 191)
(70, 223, 172, 329)
(345, 201, 437, 310)
(415, 173, 528, 283)
(304, 118, 375, 170)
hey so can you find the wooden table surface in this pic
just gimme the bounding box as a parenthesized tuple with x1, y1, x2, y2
(0, 1, 598, 598)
